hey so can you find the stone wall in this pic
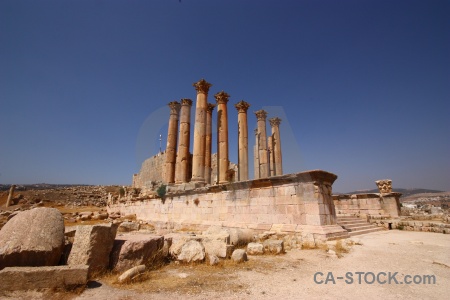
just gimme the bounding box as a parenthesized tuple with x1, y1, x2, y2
(333, 193, 401, 218)
(368, 216, 450, 234)
(111, 170, 348, 240)
(134, 152, 237, 189)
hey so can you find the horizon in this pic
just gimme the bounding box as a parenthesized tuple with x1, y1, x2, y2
(1, 0, 449, 193)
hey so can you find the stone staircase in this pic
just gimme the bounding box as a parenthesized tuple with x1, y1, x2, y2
(337, 216, 385, 237)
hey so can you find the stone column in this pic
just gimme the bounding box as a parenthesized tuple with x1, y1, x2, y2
(268, 135, 274, 177)
(5, 184, 16, 207)
(235, 100, 250, 181)
(254, 129, 260, 179)
(175, 99, 193, 184)
(191, 79, 212, 183)
(215, 91, 230, 184)
(269, 117, 283, 176)
(205, 103, 216, 184)
(255, 110, 269, 178)
(164, 101, 181, 184)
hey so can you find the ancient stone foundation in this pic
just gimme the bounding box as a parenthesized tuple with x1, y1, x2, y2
(333, 193, 402, 218)
(110, 170, 349, 241)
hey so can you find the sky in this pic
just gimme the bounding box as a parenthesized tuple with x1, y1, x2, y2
(0, 0, 449, 193)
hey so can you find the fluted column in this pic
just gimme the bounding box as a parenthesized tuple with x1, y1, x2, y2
(255, 110, 269, 178)
(165, 101, 181, 183)
(175, 99, 193, 183)
(269, 117, 283, 176)
(205, 103, 216, 184)
(191, 79, 212, 183)
(215, 91, 230, 184)
(235, 100, 250, 181)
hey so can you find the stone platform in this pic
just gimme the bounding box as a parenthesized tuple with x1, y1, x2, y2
(109, 170, 349, 241)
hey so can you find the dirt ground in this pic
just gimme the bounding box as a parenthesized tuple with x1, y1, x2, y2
(3, 230, 449, 300)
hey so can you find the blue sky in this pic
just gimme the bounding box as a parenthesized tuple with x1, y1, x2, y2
(0, 0, 449, 193)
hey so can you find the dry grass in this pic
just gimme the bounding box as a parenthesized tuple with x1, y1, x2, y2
(100, 259, 270, 295)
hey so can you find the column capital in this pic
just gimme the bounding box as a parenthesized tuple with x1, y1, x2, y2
(180, 98, 193, 106)
(235, 100, 250, 113)
(254, 109, 268, 121)
(269, 117, 282, 127)
(168, 101, 181, 115)
(214, 90, 230, 104)
(193, 78, 212, 95)
(206, 103, 216, 112)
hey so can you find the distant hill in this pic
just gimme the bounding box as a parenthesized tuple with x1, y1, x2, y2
(342, 188, 444, 197)
(0, 183, 93, 191)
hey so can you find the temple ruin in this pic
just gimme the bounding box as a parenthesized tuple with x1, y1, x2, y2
(111, 79, 400, 241)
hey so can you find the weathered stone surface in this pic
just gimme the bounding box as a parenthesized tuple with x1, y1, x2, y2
(177, 240, 205, 263)
(118, 264, 146, 283)
(118, 221, 140, 232)
(201, 235, 234, 258)
(247, 242, 264, 255)
(0, 208, 65, 270)
(109, 234, 164, 272)
(231, 249, 247, 263)
(208, 254, 220, 266)
(263, 240, 284, 254)
(67, 224, 117, 276)
(0, 265, 89, 290)
(167, 233, 201, 259)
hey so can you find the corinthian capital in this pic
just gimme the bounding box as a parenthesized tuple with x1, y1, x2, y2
(235, 100, 250, 113)
(269, 117, 282, 127)
(214, 91, 230, 104)
(254, 109, 268, 121)
(193, 79, 212, 95)
(206, 103, 216, 113)
(168, 101, 181, 115)
(180, 98, 193, 106)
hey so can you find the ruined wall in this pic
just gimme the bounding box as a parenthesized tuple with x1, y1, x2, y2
(133, 152, 167, 189)
(111, 171, 348, 240)
(134, 152, 237, 189)
(333, 193, 401, 218)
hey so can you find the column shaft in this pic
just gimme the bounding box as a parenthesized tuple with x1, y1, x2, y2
(205, 103, 216, 184)
(175, 99, 193, 183)
(254, 129, 260, 179)
(235, 101, 250, 181)
(269, 117, 283, 176)
(164, 101, 181, 183)
(268, 135, 275, 177)
(215, 91, 230, 184)
(255, 110, 269, 178)
(191, 79, 212, 183)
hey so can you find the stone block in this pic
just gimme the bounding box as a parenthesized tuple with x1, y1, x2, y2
(0, 265, 89, 290)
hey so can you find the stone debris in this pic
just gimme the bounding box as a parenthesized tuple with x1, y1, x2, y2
(0, 265, 89, 291)
(109, 234, 164, 273)
(0, 208, 65, 270)
(247, 242, 264, 255)
(263, 240, 285, 255)
(208, 254, 220, 266)
(118, 221, 140, 232)
(231, 249, 248, 263)
(177, 240, 205, 263)
(67, 223, 118, 277)
(118, 264, 146, 283)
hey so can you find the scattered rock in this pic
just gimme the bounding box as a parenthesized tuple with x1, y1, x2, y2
(263, 240, 284, 254)
(118, 221, 140, 232)
(208, 254, 220, 266)
(0, 208, 65, 270)
(231, 249, 248, 263)
(109, 234, 164, 273)
(247, 242, 264, 255)
(177, 240, 205, 263)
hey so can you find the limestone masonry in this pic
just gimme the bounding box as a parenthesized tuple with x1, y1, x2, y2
(112, 78, 401, 241)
